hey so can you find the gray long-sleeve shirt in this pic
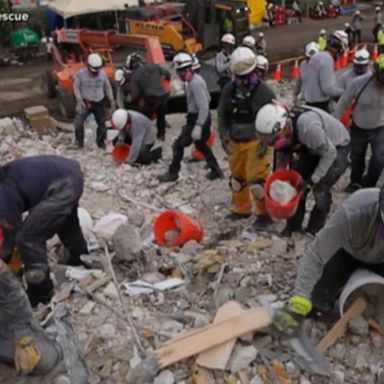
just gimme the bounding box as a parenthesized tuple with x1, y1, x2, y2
(294, 188, 384, 297)
(215, 51, 232, 77)
(303, 51, 344, 103)
(296, 108, 350, 183)
(73, 68, 113, 103)
(186, 73, 211, 126)
(375, 12, 383, 25)
(351, 14, 364, 30)
(294, 60, 308, 98)
(334, 73, 384, 129)
(124, 110, 156, 164)
(338, 68, 372, 91)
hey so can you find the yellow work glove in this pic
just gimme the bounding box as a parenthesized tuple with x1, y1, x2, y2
(14, 335, 41, 375)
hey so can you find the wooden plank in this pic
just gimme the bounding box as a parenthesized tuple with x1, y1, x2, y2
(155, 307, 272, 368)
(196, 301, 246, 370)
(316, 297, 367, 353)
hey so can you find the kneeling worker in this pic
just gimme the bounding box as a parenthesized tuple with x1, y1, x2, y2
(112, 109, 162, 165)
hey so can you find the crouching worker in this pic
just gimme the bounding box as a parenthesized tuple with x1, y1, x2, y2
(112, 109, 162, 165)
(0, 259, 63, 375)
(255, 103, 350, 236)
(274, 185, 384, 334)
(0, 156, 88, 307)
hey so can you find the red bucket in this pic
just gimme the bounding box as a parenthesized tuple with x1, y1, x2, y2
(153, 210, 204, 247)
(265, 169, 303, 219)
(191, 132, 216, 161)
(112, 144, 130, 164)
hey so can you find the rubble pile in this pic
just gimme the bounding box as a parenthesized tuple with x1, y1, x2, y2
(0, 80, 382, 384)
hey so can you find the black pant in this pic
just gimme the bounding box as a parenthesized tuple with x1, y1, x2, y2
(312, 248, 384, 311)
(169, 113, 220, 174)
(373, 24, 381, 42)
(136, 144, 162, 165)
(305, 100, 330, 112)
(218, 76, 231, 90)
(285, 146, 349, 234)
(294, 10, 302, 22)
(350, 123, 384, 187)
(353, 29, 362, 44)
(15, 178, 88, 271)
(139, 95, 168, 139)
(74, 100, 107, 148)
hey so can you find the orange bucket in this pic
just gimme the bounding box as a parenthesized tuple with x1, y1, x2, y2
(112, 144, 131, 164)
(264, 169, 303, 219)
(153, 210, 204, 247)
(191, 132, 216, 161)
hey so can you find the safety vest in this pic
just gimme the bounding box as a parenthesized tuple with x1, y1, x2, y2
(378, 30, 384, 45)
(318, 36, 327, 51)
(230, 85, 258, 125)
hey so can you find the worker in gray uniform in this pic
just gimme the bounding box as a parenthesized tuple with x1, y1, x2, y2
(159, 52, 223, 182)
(73, 53, 115, 149)
(335, 55, 384, 193)
(274, 186, 384, 334)
(338, 48, 371, 91)
(303, 30, 348, 111)
(111, 109, 162, 165)
(255, 102, 350, 236)
(216, 33, 236, 89)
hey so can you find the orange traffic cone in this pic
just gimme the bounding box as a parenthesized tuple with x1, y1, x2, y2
(273, 64, 282, 82)
(372, 44, 379, 62)
(291, 60, 299, 79)
(335, 57, 341, 70)
(341, 51, 349, 67)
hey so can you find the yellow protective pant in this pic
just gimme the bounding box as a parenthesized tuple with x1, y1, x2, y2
(228, 139, 272, 215)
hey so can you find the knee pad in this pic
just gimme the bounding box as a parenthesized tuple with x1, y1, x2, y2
(229, 176, 247, 192)
(249, 181, 265, 201)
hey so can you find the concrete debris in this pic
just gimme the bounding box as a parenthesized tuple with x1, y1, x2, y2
(249, 374, 265, 384)
(228, 345, 258, 373)
(349, 316, 370, 336)
(154, 370, 175, 384)
(270, 180, 297, 204)
(112, 223, 142, 261)
(97, 323, 116, 340)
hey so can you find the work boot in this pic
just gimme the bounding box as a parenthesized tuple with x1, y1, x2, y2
(344, 182, 361, 194)
(25, 270, 54, 308)
(158, 171, 178, 183)
(225, 212, 251, 221)
(306, 207, 328, 236)
(252, 215, 272, 231)
(206, 167, 224, 180)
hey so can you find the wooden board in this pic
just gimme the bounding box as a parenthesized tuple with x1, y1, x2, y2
(316, 297, 367, 353)
(196, 301, 246, 370)
(156, 307, 272, 368)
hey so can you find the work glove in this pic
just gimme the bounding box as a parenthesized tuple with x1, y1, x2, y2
(191, 125, 203, 141)
(14, 335, 41, 374)
(76, 100, 86, 113)
(273, 295, 312, 336)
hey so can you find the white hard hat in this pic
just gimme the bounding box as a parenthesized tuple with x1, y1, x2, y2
(320, 29, 326, 35)
(353, 49, 370, 65)
(231, 47, 257, 75)
(376, 6, 381, 11)
(172, 51, 194, 70)
(344, 22, 350, 28)
(112, 109, 129, 130)
(191, 53, 201, 70)
(87, 53, 103, 72)
(114, 69, 126, 85)
(255, 55, 269, 71)
(355, 10, 360, 14)
(329, 30, 349, 51)
(319, 1, 323, 5)
(305, 41, 320, 57)
(126, 52, 144, 69)
(41, 37, 47, 44)
(242, 35, 256, 48)
(258, 32, 264, 38)
(221, 33, 236, 45)
(255, 103, 289, 136)
(268, 3, 274, 9)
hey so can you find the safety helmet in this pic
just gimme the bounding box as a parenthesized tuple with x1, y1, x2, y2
(87, 53, 103, 72)
(242, 35, 256, 49)
(126, 52, 144, 70)
(320, 29, 326, 35)
(268, 3, 274, 9)
(353, 49, 370, 65)
(112, 109, 129, 130)
(255, 55, 269, 72)
(355, 10, 360, 15)
(319, 1, 323, 5)
(305, 41, 320, 57)
(327, 30, 349, 53)
(231, 47, 257, 76)
(255, 103, 289, 138)
(191, 54, 201, 70)
(258, 32, 264, 38)
(221, 33, 236, 45)
(114, 69, 126, 85)
(172, 51, 194, 70)
(344, 22, 350, 28)
(376, 6, 381, 11)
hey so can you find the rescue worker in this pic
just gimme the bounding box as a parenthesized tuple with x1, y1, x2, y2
(126, 53, 171, 141)
(255, 102, 350, 236)
(303, 30, 348, 111)
(242, 35, 256, 52)
(0, 156, 88, 307)
(373, 6, 382, 43)
(315, 1, 327, 19)
(351, 10, 364, 44)
(158, 52, 223, 182)
(274, 185, 384, 332)
(0, 259, 63, 375)
(344, 22, 354, 49)
(292, 0, 302, 22)
(317, 29, 327, 51)
(73, 53, 115, 149)
(265, 3, 275, 27)
(111, 109, 162, 165)
(293, 41, 320, 105)
(255, 55, 269, 80)
(334, 55, 384, 193)
(256, 32, 267, 56)
(338, 49, 371, 90)
(378, 24, 384, 54)
(218, 47, 275, 229)
(114, 66, 132, 109)
(216, 33, 236, 89)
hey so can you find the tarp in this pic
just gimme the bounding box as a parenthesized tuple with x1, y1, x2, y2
(247, 0, 266, 26)
(47, 0, 142, 19)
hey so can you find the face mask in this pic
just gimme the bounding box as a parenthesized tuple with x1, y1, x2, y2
(273, 137, 289, 150)
(235, 72, 260, 88)
(354, 65, 368, 75)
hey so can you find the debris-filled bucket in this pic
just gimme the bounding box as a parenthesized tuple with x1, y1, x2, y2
(339, 269, 384, 316)
(264, 169, 303, 219)
(191, 132, 216, 161)
(153, 210, 204, 247)
(112, 144, 131, 164)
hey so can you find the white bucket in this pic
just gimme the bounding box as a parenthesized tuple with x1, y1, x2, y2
(339, 268, 384, 317)
(106, 129, 119, 153)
